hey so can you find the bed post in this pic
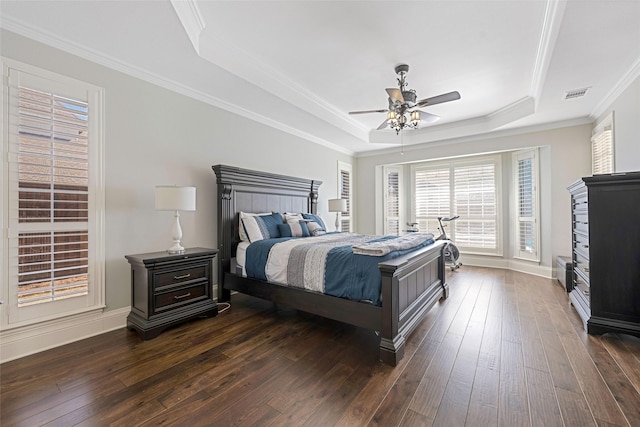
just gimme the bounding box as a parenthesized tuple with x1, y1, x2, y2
(378, 263, 404, 366)
(213, 165, 234, 302)
(309, 180, 320, 214)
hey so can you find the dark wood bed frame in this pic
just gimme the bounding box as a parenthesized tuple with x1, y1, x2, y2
(213, 164, 449, 365)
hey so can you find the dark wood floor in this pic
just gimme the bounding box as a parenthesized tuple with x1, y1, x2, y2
(1, 267, 639, 426)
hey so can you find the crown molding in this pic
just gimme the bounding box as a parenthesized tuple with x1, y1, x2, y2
(0, 17, 354, 156)
(188, 1, 370, 142)
(367, 97, 535, 146)
(530, 0, 567, 105)
(356, 116, 592, 157)
(170, 0, 206, 54)
(590, 56, 640, 120)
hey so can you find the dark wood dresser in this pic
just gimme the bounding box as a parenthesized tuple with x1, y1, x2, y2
(567, 173, 640, 338)
(126, 247, 218, 339)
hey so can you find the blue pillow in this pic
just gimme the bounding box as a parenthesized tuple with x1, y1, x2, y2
(302, 213, 326, 230)
(278, 222, 310, 238)
(241, 212, 283, 242)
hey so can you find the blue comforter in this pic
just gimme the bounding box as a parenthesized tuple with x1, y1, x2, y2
(245, 233, 435, 305)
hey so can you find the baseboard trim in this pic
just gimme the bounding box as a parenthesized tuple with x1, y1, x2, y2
(0, 307, 129, 364)
(460, 255, 553, 279)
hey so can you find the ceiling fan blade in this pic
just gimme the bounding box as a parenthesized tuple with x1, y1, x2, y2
(416, 91, 461, 107)
(414, 110, 440, 123)
(386, 88, 404, 103)
(376, 119, 390, 130)
(348, 109, 388, 115)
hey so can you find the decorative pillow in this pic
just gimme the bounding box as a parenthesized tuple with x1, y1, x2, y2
(240, 212, 283, 242)
(238, 212, 271, 241)
(306, 221, 326, 236)
(302, 213, 326, 230)
(277, 222, 310, 238)
(283, 212, 305, 223)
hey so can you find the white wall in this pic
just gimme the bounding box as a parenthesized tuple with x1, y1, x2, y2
(596, 73, 640, 172)
(1, 30, 353, 312)
(355, 124, 593, 273)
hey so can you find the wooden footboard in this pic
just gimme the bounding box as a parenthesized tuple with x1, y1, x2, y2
(378, 240, 448, 365)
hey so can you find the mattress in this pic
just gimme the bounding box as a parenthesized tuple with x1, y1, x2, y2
(235, 241, 250, 277)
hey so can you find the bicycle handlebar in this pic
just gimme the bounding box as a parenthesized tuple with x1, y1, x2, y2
(436, 215, 460, 222)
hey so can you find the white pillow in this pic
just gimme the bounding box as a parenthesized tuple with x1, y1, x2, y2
(306, 221, 326, 236)
(238, 212, 270, 241)
(283, 212, 304, 223)
(240, 212, 283, 243)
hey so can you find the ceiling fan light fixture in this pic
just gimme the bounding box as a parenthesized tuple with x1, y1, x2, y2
(410, 111, 420, 125)
(348, 64, 460, 136)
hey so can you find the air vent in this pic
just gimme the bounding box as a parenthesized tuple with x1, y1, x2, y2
(564, 87, 590, 100)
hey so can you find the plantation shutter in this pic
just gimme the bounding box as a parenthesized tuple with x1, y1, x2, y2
(338, 162, 352, 232)
(592, 124, 613, 175)
(5, 63, 104, 326)
(453, 163, 497, 249)
(15, 86, 90, 307)
(384, 168, 400, 235)
(414, 167, 450, 234)
(514, 150, 538, 260)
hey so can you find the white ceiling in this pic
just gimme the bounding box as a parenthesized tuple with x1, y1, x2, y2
(2, 0, 639, 154)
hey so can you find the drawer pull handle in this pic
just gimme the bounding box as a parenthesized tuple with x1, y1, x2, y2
(174, 293, 192, 300)
(174, 273, 191, 280)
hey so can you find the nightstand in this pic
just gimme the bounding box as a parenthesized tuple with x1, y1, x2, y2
(125, 247, 218, 340)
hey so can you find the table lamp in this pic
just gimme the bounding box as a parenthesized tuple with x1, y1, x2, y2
(155, 185, 196, 253)
(328, 198, 348, 232)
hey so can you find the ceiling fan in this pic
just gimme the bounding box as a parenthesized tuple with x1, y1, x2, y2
(349, 64, 461, 134)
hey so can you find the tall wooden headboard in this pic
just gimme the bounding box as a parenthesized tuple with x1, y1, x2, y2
(212, 164, 322, 301)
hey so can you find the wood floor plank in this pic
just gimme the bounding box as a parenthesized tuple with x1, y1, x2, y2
(3, 267, 640, 426)
(602, 334, 640, 394)
(405, 331, 464, 423)
(547, 298, 630, 426)
(554, 387, 597, 427)
(498, 339, 529, 427)
(432, 320, 485, 426)
(335, 271, 471, 427)
(524, 367, 564, 427)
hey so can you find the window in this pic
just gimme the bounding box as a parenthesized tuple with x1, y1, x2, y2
(383, 166, 402, 235)
(414, 166, 451, 235)
(514, 149, 539, 261)
(412, 156, 501, 255)
(3, 61, 105, 327)
(337, 161, 352, 232)
(592, 112, 614, 175)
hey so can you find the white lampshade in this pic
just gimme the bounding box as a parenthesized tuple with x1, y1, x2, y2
(155, 186, 196, 211)
(155, 185, 196, 254)
(328, 198, 347, 213)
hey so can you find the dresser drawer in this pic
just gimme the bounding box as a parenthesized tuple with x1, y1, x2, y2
(572, 192, 588, 209)
(154, 264, 208, 288)
(573, 232, 589, 257)
(154, 282, 208, 311)
(573, 212, 589, 234)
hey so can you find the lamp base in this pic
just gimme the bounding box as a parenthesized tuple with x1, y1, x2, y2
(167, 211, 185, 254)
(167, 243, 185, 254)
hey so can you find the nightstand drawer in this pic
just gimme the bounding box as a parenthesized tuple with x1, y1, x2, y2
(154, 282, 207, 311)
(154, 264, 208, 288)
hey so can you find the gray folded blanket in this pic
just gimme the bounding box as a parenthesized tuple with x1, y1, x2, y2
(352, 233, 435, 256)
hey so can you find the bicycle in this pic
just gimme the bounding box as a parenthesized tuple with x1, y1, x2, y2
(436, 216, 462, 271)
